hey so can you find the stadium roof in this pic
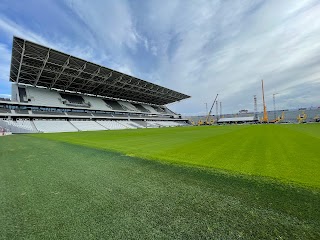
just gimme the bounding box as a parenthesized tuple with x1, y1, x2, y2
(9, 36, 190, 105)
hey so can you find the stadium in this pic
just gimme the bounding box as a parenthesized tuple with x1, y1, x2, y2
(0, 37, 191, 134)
(1, 36, 320, 239)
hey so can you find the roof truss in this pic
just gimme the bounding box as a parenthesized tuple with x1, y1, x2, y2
(10, 37, 190, 105)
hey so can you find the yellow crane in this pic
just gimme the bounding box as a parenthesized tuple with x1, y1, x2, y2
(261, 80, 268, 123)
(198, 119, 203, 126)
(297, 111, 307, 123)
(189, 119, 196, 126)
(205, 94, 219, 125)
(278, 111, 285, 122)
(270, 111, 285, 123)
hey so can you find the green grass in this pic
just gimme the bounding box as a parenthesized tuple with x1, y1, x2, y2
(34, 124, 320, 188)
(1, 134, 320, 239)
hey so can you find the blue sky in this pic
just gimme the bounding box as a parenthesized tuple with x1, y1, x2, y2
(0, 0, 319, 115)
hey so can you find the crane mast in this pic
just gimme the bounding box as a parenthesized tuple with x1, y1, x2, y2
(205, 94, 219, 124)
(261, 80, 268, 122)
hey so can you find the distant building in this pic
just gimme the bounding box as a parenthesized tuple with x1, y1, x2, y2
(239, 109, 249, 114)
(218, 116, 257, 124)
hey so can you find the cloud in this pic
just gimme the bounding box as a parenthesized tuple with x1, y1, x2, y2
(0, 43, 12, 94)
(0, 0, 319, 114)
(65, 0, 139, 53)
(0, 15, 47, 44)
(0, 14, 101, 94)
(0, 3, 134, 91)
(133, 0, 320, 114)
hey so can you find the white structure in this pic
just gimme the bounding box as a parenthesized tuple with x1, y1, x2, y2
(0, 36, 190, 134)
(82, 95, 113, 111)
(146, 121, 161, 128)
(118, 101, 138, 112)
(0, 118, 190, 133)
(217, 116, 256, 123)
(116, 120, 137, 129)
(151, 121, 184, 127)
(0, 119, 36, 133)
(24, 86, 64, 107)
(96, 120, 128, 130)
(70, 120, 106, 131)
(141, 104, 158, 114)
(33, 120, 78, 133)
(121, 120, 144, 128)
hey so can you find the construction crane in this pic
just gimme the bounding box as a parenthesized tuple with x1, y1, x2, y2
(273, 93, 279, 120)
(205, 94, 219, 125)
(261, 80, 268, 123)
(270, 111, 285, 123)
(189, 119, 196, 126)
(279, 111, 285, 122)
(297, 111, 307, 123)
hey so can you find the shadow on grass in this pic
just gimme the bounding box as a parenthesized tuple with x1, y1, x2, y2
(0, 135, 319, 239)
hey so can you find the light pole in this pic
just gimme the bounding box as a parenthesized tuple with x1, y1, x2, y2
(273, 93, 278, 120)
(205, 103, 208, 116)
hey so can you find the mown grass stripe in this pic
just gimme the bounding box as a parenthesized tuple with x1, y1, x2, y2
(1, 135, 320, 239)
(32, 124, 320, 188)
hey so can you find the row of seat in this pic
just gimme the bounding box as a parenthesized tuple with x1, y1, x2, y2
(146, 121, 188, 128)
(0, 109, 174, 119)
(1, 119, 188, 133)
(0, 119, 36, 133)
(22, 85, 173, 115)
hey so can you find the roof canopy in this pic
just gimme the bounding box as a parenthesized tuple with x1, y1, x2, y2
(10, 36, 190, 105)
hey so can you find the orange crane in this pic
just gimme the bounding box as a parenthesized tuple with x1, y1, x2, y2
(261, 80, 268, 123)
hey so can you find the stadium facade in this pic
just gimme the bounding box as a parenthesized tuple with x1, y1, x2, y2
(0, 37, 191, 133)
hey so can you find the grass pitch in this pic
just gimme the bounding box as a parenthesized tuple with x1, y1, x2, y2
(35, 124, 320, 188)
(1, 124, 320, 239)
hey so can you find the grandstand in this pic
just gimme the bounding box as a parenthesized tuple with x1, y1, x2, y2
(0, 36, 191, 133)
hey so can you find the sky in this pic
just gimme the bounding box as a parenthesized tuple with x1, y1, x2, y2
(0, 0, 319, 115)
